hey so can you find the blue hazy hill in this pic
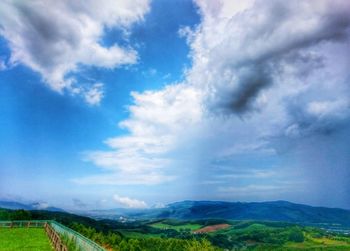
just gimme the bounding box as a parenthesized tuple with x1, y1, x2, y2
(122, 200, 350, 226)
(0, 200, 64, 212)
(3, 200, 350, 226)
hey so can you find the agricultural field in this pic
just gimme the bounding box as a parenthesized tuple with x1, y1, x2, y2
(119, 219, 350, 250)
(150, 221, 202, 231)
(118, 219, 204, 238)
(194, 223, 230, 233)
(3, 208, 350, 250)
(0, 228, 53, 251)
(119, 229, 163, 239)
(196, 221, 350, 250)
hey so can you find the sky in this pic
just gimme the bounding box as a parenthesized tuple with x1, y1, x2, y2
(0, 0, 349, 210)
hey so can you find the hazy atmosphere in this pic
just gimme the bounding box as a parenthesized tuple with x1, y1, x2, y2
(0, 0, 349, 210)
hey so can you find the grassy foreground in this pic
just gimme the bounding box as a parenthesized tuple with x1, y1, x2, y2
(2, 208, 350, 250)
(0, 228, 53, 251)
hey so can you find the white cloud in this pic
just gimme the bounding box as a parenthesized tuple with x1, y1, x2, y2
(151, 202, 166, 208)
(0, 0, 150, 104)
(307, 99, 349, 119)
(113, 194, 147, 208)
(75, 84, 202, 185)
(78, 0, 350, 204)
(31, 201, 50, 210)
(0, 60, 6, 70)
(84, 83, 104, 106)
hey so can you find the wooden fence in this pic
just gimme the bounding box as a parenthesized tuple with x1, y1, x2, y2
(45, 222, 68, 251)
(0, 220, 47, 228)
(50, 221, 106, 251)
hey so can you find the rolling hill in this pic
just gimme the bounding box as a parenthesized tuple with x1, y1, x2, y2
(0, 200, 64, 212)
(2, 200, 350, 226)
(110, 200, 350, 226)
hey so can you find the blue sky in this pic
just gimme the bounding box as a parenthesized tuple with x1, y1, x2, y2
(0, 0, 350, 210)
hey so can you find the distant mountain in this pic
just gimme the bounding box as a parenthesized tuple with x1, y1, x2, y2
(4, 199, 350, 227)
(0, 207, 118, 234)
(161, 201, 350, 224)
(0, 200, 64, 212)
(0, 201, 33, 210)
(94, 200, 350, 226)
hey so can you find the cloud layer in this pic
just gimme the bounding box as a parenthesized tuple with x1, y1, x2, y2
(188, 0, 350, 114)
(77, 0, 350, 206)
(113, 194, 147, 208)
(0, 0, 150, 104)
(76, 84, 202, 185)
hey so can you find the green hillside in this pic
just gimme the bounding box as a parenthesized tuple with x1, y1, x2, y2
(2, 208, 350, 250)
(119, 200, 350, 226)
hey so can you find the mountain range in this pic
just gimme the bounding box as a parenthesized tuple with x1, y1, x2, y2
(160, 200, 350, 225)
(80, 200, 350, 226)
(2, 200, 350, 226)
(0, 200, 64, 212)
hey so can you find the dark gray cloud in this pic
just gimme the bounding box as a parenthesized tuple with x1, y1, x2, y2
(202, 0, 350, 115)
(217, 65, 273, 114)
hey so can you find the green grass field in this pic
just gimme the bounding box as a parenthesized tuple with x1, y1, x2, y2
(283, 233, 350, 250)
(119, 230, 163, 238)
(0, 228, 53, 251)
(150, 222, 202, 231)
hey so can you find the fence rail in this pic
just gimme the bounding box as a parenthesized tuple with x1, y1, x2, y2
(0, 220, 47, 228)
(0, 220, 106, 251)
(45, 223, 68, 251)
(50, 221, 106, 251)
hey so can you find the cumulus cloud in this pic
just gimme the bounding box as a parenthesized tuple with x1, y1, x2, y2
(113, 194, 147, 208)
(75, 84, 202, 185)
(186, 0, 350, 114)
(284, 98, 350, 138)
(0, 0, 150, 104)
(78, 0, 350, 206)
(83, 83, 104, 106)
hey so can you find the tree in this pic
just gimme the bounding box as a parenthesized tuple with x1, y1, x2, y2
(288, 228, 304, 243)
